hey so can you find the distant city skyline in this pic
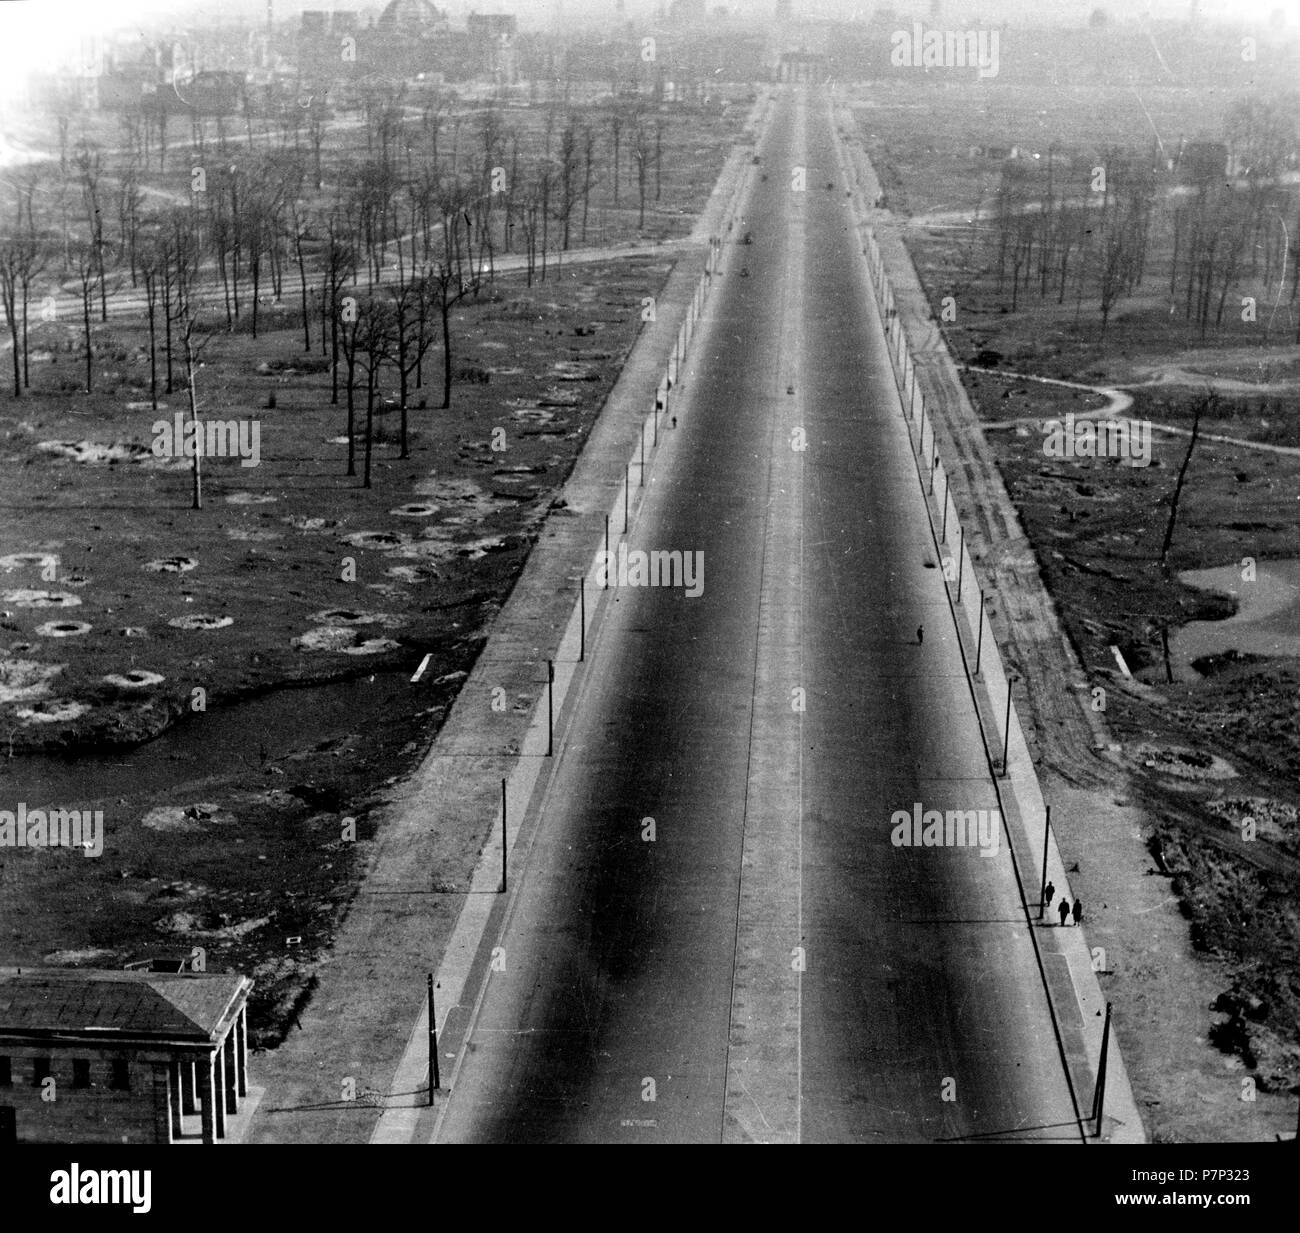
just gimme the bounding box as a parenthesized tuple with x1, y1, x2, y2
(0, 0, 1292, 104)
(3, 0, 1297, 36)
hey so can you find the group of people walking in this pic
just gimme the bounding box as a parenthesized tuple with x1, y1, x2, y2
(1043, 881, 1082, 926)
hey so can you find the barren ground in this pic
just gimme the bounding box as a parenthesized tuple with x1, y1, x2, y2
(0, 254, 675, 1041)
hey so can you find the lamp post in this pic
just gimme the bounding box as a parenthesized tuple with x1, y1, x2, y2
(1001, 675, 1017, 777)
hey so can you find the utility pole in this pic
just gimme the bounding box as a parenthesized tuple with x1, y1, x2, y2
(1038, 806, 1051, 920)
(1093, 1001, 1112, 1137)
(1001, 674, 1017, 777)
(427, 975, 439, 1100)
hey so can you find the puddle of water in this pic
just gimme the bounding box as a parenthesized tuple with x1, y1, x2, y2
(1172, 558, 1300, 674)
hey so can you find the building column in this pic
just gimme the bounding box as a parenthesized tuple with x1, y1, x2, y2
(235, 1006, 248, 1098)
(214, 1046, 227, 1140)
(199, 1055, 219, 1145)
(222, 1030, 238, 1116)
(167, 1060, 183, 1142)
(181, 1060, 197, 1115)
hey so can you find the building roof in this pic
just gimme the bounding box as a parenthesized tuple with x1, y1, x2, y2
(378, 0, 447, 29)
(0, 968, 250, 1046)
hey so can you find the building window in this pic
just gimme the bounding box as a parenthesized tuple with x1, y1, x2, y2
(109, 1060, 130, 1091)
(0, 1057, 10, 1087)
(32, 1057, 51, 1087)
(72, 1059, 91, 1089)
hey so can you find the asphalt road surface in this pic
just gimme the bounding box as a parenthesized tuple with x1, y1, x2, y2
(434, 85, 1082, 1144)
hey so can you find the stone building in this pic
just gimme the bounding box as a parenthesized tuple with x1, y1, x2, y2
(0, 967, 253, 1145)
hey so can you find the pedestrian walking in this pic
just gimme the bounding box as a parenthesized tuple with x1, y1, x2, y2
(917, 624, 924, 645)
(1043, 880, 1055, 910)
(1058, 898, 1070, 927)
(1072, 899, 1083, 926)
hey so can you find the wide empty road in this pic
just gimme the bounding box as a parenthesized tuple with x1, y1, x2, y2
(434, 85, 1080, 1144)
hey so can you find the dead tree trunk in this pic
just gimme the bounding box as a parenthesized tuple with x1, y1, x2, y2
(1159, 394, 1207, 569)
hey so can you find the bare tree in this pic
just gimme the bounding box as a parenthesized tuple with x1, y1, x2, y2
(177, 299, 215, 511)
(358, 298, 394, 488)
(116, 152, 144, 289)
(138, 231, 164, 410)
(353, 157, 400, 290)
(0, 240, 27, 398)
(608, 107, 624, 207)
(71, 140, 110, 322)
(1225, 97, 1296, 279)
(320, 214, 357, 404)
(580, 123, 598, 244)
(518, 164, 552, 285)
(0, 226, 48, 395)
(339, 294, 364, 476)
(1160, 389, 1210, 570)
(243, 183, 277, 340)
(68, 240, 99, 394)
(162, 208, 204, 396)
(287, 194, 313, 353)
(387, 274, 438, 457)
(430, 217, 480, 410)
(555, 114, 582, 251)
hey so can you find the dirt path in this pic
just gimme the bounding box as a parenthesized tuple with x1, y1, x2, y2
(975, 365, 1300, 457)
(967, 366, 1134, 423)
